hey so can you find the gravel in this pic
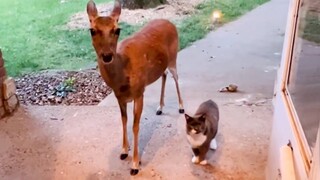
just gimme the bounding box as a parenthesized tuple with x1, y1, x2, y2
(66, 0, 205, 30)
(15, 69, 112, 106)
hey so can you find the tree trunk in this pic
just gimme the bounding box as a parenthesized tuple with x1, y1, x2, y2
(122, 0, 167, 9)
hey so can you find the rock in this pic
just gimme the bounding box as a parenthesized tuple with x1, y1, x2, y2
(0, 106, 6, 118)
(3, 77, 17, 99)
(48, 95, 55, 100)
(55, 97, 62, 103)
(4, 95, 19, 114)
(219, 84, 238, 93)
(15, 70, 112, 106)
(50, 117, 58, 120)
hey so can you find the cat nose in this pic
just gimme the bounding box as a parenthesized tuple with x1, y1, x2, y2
(101, 53, 113, 63)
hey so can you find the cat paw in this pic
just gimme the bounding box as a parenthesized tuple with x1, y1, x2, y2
(200, 160, 208, 165)
(156, 110, 162, 115)
(210, 138, 218, 150)
(120, 153, 128, 160)
(191, 156, 200, 164)
(130, 168, 139, 176)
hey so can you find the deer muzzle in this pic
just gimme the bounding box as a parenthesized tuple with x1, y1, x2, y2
(101, 52, 113, 63)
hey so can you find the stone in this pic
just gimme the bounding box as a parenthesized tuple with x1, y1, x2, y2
(0, 106, 6, 117)
(0, 97, 3, 107)
(3, 77, 16, 100)
(4, 95, 19, 114)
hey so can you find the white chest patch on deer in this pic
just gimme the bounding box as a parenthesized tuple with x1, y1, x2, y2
(187, 132, 207, 148)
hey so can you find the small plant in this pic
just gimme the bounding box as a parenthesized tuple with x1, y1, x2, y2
(53, 77, 76, 98)
(64, 77, 76, 87)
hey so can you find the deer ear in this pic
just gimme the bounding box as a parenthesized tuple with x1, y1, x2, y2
(87, 0, 98, 23)
(110, 0, 121, 21)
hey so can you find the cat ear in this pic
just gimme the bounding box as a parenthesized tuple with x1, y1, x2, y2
(185, 114, 192, 123)
(199, 114, 206, 122)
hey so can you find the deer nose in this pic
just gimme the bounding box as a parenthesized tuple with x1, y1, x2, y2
(101, 53, 113, 63)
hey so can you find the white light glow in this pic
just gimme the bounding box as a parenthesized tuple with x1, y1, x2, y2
(212, 10, 221, 19)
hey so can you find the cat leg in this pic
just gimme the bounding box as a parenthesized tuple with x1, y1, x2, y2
(210, 138, 218, 150)
(192, 148, 200, 164)
(199, 160, 208, 165)
(192, 156, 200, 164)
(198, 146, 209, 165)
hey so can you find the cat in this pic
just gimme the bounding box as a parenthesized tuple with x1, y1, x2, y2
(184, 99, 219, 165)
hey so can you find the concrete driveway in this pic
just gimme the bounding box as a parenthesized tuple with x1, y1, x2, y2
(0, 0, 289, 179)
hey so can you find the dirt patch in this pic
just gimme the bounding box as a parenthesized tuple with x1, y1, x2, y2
(66, 0, 205, 30)
(15, 69, 112, 106)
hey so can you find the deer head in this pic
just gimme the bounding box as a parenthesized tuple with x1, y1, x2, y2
(87, 0, 121, 63)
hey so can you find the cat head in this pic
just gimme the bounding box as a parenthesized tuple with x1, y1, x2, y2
(184, 114, 206, 134)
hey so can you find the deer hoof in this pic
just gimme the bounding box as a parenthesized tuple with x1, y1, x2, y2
(179, 109, 185, 114)
(156, 110, 162, 115)
(120, 153, 128, 160)
(130, 168, 139, 176)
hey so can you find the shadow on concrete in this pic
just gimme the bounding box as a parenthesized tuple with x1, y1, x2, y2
(0, 107, 59, 180)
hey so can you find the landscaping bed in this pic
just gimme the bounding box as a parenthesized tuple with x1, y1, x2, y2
(15, 69, 111, 106)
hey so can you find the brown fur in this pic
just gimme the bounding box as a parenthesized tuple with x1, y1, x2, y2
(87, 0, 184, 175)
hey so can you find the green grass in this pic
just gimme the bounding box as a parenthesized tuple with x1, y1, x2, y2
(178, 0, 269, 49)
(0, 0, 268, 77)
(0, 0, 109, 76)
(302, 11, 320, 44)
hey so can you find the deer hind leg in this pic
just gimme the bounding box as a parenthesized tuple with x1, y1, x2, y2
(118, 100, 129, 160)
(168, 67, 184, 113)
(156, 71, 168, 115)
(130, 95, 144, 176)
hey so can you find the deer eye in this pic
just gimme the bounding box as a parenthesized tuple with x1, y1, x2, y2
(114, 28, 121, 36)
(89, 28, 96, 36)
(110, 28, 121, 36)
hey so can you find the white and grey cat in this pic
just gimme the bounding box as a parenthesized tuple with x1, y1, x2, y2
(185, 99, 219, 165)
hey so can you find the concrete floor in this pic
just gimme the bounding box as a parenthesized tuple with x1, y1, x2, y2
(0, 0, 289, 179)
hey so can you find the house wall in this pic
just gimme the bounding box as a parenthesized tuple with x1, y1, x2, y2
(266, 0, 310, 179)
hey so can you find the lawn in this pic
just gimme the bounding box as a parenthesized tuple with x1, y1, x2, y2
(0, 0, 268, 77)
(177, 0, 268, 49)
(302, 11, 320, 44)
(0, 0, 109, 76)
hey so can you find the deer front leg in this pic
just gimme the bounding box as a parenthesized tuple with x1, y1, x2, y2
(169, 67, 184, 113)
(156, 71, 168, 115)
(118, 100, 129, 160)
(130, 95, 143, 176)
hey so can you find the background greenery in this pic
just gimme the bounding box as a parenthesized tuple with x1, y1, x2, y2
(0, 0, 268, 77)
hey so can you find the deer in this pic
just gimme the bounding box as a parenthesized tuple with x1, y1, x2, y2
(86, 0, 184, 176)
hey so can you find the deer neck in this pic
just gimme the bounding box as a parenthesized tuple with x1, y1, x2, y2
(97, 53, 127, 90)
